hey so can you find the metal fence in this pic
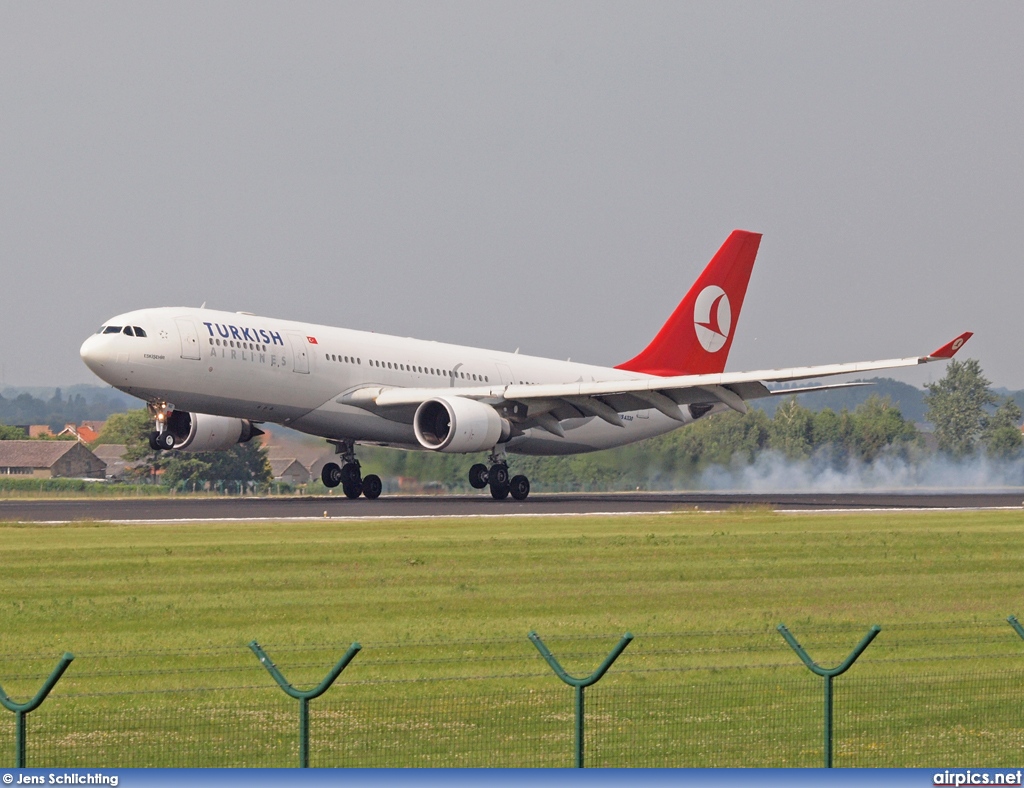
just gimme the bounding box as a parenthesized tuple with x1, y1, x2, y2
(4, 625, 1024, 768)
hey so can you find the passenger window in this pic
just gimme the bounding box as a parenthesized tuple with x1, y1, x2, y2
(103, 326, 122, 334)
(134, 327, 147, 337)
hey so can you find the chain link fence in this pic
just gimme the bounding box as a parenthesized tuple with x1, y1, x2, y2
(3, 627, 1024, 767)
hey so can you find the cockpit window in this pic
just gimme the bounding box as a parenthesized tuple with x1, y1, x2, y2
(122, 326, 135, 336)
(133, 327, 147, 337)
(103, 326, 122, 334)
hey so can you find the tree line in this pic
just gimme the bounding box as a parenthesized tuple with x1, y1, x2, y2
(0, 387, 133, 433)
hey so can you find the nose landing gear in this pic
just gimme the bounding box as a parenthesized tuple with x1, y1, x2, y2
(149, 431, 174, 451)
(321, 440, 382, 500)
(147, 402, 175, 451)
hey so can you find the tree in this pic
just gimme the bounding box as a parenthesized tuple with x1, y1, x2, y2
(924, 359, 997, 458)
(769, 398, 814, 460)
(982, 397, 1023, 460)
(0, 424, 27, 440)
(93, 409, 162, 481)
(161, 439, 271, 491)
(94, 410, 159, 461)
(849, 395, 918, 462)
(161, 456, 213, 490)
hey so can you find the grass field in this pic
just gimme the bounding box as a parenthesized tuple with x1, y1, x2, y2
(3, 508, 1024, 766)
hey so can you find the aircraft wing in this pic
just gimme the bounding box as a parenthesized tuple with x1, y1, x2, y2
(338, 332, 971, 434)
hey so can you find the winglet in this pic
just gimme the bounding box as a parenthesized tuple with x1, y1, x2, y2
(928, 332, 973, 359)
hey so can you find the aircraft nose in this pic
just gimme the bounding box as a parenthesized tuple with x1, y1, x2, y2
(80, 334, 106, 373)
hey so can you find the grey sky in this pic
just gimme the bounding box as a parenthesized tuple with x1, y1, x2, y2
(2, 2, 1021, 391)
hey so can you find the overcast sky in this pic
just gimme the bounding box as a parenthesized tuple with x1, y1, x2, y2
(2, 2, 1021, 391)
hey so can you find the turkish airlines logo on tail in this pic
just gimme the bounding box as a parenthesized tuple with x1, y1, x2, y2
(693, 285, 731, 352)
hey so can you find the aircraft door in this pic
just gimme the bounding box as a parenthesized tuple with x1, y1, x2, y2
(175, 318, 201, 360)
(495, 363, 515, 385)
(287, 333, 310, 374)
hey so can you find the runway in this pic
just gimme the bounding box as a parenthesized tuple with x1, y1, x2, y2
(1, 491, 1022, 522)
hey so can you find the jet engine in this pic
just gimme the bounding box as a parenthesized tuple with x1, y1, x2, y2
(413, 396, 511, 453)
(165, 411, 263, 452)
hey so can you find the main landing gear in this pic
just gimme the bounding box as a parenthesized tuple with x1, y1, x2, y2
(469, 450, 530, 501)
(321, 440, 381, 500)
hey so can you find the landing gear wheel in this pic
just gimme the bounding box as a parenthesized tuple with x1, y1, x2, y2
(362, 474, 382, 500)
(509, 475, 530, 501)
(489, 480, 510, 500)
(341, 462, 361, 485)
(153, 431, 174, 451)
(342, 480, 363, 499)
(322, 462, 343, 488)
(489, 464, 509, 487)
(468, 463, 489, 489)
(149, 432, 160, 451)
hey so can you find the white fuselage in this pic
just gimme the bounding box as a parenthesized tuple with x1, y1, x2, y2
(80, 307, 711, 456)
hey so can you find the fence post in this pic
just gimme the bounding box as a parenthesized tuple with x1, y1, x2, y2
(528, 631, 632, 768)
(249, 640, 361, 768)
(0, 652, 74, 768)
(777, 624, 879, 768)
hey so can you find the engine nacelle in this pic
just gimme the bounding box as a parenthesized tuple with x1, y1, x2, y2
(165, 411, 262, 452)
(413, 396, 511, 453)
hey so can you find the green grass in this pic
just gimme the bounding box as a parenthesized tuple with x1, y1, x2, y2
(2, 509, 1024, 766)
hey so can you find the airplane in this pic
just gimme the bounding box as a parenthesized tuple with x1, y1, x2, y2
(80, 230, 971, 501)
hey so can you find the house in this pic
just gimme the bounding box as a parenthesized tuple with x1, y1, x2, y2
(91, 444, 142, 480)
(57, 423, 101, 443)
(269, 458, 311, 485)
(307, 454, 336, 485)
(0, 441, 106, 479)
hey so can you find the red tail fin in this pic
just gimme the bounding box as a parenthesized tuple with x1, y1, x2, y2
(616, 230, 762, 377)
